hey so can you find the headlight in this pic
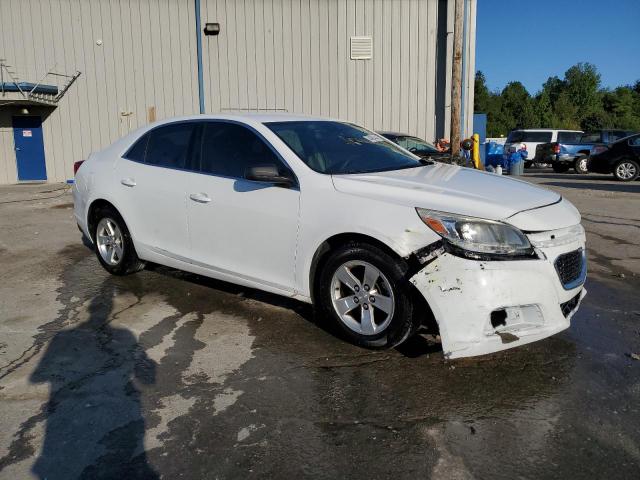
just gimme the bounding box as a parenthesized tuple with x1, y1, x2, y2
(416, 208, 534, 259)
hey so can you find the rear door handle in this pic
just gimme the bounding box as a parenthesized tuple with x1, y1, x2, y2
(189, 192, 211, 203)
(121, 178, 136, 187)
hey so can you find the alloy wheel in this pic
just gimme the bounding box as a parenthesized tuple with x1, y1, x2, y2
(616, 162, 637, 180)
(330, 260, 395, 335)
(96, 217, 124, 266)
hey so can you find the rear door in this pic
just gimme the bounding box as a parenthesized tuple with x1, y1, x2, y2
(113, 122, 198, 260)
(186, 121, 300, 292)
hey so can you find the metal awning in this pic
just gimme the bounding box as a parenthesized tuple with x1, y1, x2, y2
(0, 60, 80, 107)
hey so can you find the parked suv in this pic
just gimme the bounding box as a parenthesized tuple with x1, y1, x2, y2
(505, 129, 583, 168)
(73, 114, 587, 359)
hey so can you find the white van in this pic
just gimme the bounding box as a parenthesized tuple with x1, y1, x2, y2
(504, 129, 583, 168)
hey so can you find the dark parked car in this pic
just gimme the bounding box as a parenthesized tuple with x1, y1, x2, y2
(588, 133, 640, 181)
(379, 131, 451, 162)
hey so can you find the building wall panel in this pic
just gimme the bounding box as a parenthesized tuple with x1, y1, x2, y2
(201, 0, 450, 143)
(0, 0, 199, 184)
(0, 0, 475, 185)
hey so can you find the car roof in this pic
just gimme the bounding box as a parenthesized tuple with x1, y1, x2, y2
(510, 128, 583, 132)
(148, 112, 334, 125)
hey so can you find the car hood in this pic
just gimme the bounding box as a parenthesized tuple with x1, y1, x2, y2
(331, 163, 564, 223)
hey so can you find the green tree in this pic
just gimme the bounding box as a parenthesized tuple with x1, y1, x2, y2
(474, 65, 640, 136)
(564, 63, 603, 125)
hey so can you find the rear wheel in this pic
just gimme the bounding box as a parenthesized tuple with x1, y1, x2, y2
(574, 155, 589, 174)
(552, 163, 570, 173)
(317, 242, 420, 349)
(613, 159, 639, 182)
(93, 205, 145, 275)
(524, 161, 533, 169)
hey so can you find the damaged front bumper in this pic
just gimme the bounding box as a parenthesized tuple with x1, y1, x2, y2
(410, 236, 586, 359)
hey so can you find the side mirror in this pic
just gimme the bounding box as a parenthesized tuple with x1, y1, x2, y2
(245, 164, 295, 187)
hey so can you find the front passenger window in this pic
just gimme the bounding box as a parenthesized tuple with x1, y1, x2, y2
(145, 123, 198, 169)
(199, 122, 288, 179)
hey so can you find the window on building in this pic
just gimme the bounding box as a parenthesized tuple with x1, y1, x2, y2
(198, 122, 286, 179)
(145, 123, 198, 169)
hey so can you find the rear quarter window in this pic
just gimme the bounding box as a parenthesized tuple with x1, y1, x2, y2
(124, 134, 149, 162)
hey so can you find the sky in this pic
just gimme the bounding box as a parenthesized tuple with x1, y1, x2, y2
(475, 0, 640, 94)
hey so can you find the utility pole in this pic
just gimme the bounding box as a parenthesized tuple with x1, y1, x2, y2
(450, 0, 464, 157)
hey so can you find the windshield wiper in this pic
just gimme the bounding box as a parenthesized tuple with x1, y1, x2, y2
(418, 157, 435, 165)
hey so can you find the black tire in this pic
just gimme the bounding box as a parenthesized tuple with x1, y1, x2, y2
(317, 242, 420, 349)
(613, 158, 640, 182)
(92, 205, 145, 275)
(574, 155, 589, 174)
(552, 162, 570, 173)
(524, 161, 533, 169)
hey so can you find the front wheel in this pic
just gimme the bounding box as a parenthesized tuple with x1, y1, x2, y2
(552, 163, 570, 173)
(317, 243, 420, 349)
(574, 155, 589, 174)
(613, 159, 639, 182)
(93, 205, 145, 275)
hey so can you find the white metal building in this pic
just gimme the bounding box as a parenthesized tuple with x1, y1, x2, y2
(0, 0, 476, 185)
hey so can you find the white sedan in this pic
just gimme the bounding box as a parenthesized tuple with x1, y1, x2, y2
(73, 114, 587, 359)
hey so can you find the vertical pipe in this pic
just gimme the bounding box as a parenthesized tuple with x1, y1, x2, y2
(195, 0, 205, 114)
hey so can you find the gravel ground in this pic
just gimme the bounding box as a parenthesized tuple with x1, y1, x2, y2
(0, 172, 638, 479)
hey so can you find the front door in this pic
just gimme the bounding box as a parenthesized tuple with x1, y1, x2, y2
(187, 121, 300, 293)
(13, 116, 47, 181)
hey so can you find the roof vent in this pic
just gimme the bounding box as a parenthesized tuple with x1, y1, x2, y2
(350, 36, 373, 60)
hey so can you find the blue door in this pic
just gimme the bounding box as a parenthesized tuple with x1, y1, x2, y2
(13, 116, 47, 181)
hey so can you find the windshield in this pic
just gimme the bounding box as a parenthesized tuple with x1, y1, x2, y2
(394, 136, 440, 154)
(266, 121, 422, 174)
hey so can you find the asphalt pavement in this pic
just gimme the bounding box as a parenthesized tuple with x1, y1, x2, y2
(0, 172, 638, 479)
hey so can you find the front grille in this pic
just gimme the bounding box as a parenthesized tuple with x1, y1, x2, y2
(560, 292, 581, 317)
(555, 249, 584, 287)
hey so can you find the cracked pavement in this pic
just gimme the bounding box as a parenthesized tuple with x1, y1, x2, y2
(0, 173, 639, 479)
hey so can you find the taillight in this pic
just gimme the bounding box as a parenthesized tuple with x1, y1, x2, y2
(552, 143, 561, 154)
(73, 160, 85, 175)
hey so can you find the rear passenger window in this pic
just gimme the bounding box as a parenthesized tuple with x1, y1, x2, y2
(198, 122, 285, 179)
(125, 134, 149, 162)
(145, 123, 198, 169)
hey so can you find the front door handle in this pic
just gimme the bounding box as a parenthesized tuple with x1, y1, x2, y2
(121, 178, 136, 187)
(189, 192, 211, 203)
